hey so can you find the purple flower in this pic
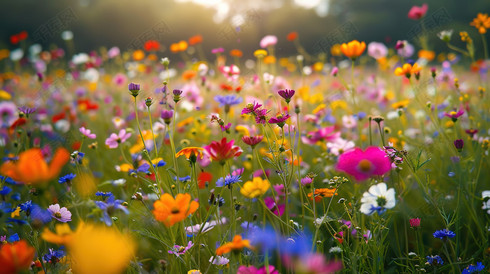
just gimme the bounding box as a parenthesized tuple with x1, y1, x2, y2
(47, 204, 72, 222)
(454, 139, 464, 152)
(444, 108, 464, 122)
(161, 109, 174, 124)
(367, 42, 388, 60)
(128, 82, 140, 91)
(277, 89, 295, 103)
(331, 66, 339, 76)
(211, 48, 224, 54)
(95, 195, 129, 226)
(214, 95, 243, 107)
(18, 106, 37, 117)
(168, 241, 193, 257)
(241, 102, 262, 115)
(105, 129, 131, 149)
(268, 113, 290, 127)
(79, 126, 96, 139)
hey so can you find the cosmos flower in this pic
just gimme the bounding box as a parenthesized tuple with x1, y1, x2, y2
(105, 129, 132, 149)
(359, 183, 396, 215)
(470, 13, 490, 34)
(336, 146, 391, 181)
(79, 126, 96, 139)
(47, 204, 72, 223)
(176, 147, 205, 162)
(153, 193, 199, 227)
(168, 241, 193, 257)
(408, 4, 428, 20)
(260, 35, 278, 48)
(204, 138, 243, 164)
(216, 235, 252, 255)
(95, 195, 129, 226)
(242, 135, 264, 148)
(367, 42, 388, 60)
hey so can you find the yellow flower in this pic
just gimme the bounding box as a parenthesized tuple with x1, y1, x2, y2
(394, 63, 422, 78)
(330, 44, 342, 56)
(254, 49, 267, 58)
(68, 223, 135, 274)
(308, 188, 338, 202)
(0, 90, 11, 100)
(235, 125, 250, 136)
(188, 270, 202, 274)
(391, 99, 410, 109)
(470, 13, 490, 34)
(42, 223, 74, 245)
(10, 207, 20, 218)
(240, 177, 270, 198)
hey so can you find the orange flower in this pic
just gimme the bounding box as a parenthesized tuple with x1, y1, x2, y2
(230, 49, 243, 58)
(132, 49, 145, 61)
(394, 63, 422, 78)
(216, 235, 252, 255)
(42, 223, 74, 245)
(189, 35, 203, 46)
(178, 40, 188, 52)
(182, 70, 197, 80)
(330, 44, 342, 56)
(308, 188, 338, 202)
(264, 55, 276, 64)
(0, 148, 70, 185)
(0, 240, 36, 273)
(176, 147, 205, 161)
(287, 31, 298, 41)
(153, 193, 199, 227)
(340, 40, 366, 60)
(170, 43, 180, 53)
(470, 13, 490, 34)
(418, 49, 435, 61)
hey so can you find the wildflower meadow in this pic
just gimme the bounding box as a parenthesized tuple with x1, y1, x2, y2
(0, 3, 489, 274)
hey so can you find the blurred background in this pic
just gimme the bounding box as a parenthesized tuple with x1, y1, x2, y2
(1, 0, 488, 57)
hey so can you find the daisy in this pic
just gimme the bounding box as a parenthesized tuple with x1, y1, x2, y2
(47, 204, 72, 222)
(360, 183, 396, 215)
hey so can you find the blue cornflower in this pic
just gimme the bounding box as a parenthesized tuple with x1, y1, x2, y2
(153, 160, 166, 167)
(462, 262, 485, 274)
(250, 226, 278, 253)
(19, 200, 32, 214)
(95, 195, 129, 226)
(0, 175, 17, 185)
(216, 174, 242, 187)
(31, 204, 52, 225)
(130, 163, 151, 175)
(0, 186, 12, 195)
(433, 229, 456, 240)
(59, 173, 76, 184)
(173, 175, 191, 182)
(214, 95, 243, 108)
(6, 218, 27, 225)
(0, 202, 14, 213)
(96, 191, 113, 198)
(278, 231, 313, 258)
(7, 233, 19, 243)
(43, 248, 65, 264)
(426, 255, 444, 266)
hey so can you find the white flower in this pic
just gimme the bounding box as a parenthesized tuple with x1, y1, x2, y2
(360, 183, 396, 215)
(329, 246, 342, 253)
(482, 191, 490, 214)
(209, 256, 229, 266)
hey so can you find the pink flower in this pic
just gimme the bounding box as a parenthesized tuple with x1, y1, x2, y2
(105, 129, 132, 149)
(242, 135, 263, 148)
(331, 66, 339, 76)
(367, 42, 388, 60)
(302, 126, 341, 145)
(396, 40, 414, 58)
(409, 218, 421, 228)
(444, 108, 464, 121)
(264, 196, 285, 216)
(238, 265, 279, 274)
(260, 35, 278, 48)
(408, 4, 428, 20)
(79, 126, 96, 139)
(336, 146, 391, 181)
(47, 204, 72, 222)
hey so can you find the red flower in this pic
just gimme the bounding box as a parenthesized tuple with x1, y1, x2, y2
(408, 4, 428, 20)
(204, 138, 243, 164)
(143, 40, 161, 51)
(197, 171, 213, 189)
(0, 240, 35, 273)
(287, 31, 298, 41)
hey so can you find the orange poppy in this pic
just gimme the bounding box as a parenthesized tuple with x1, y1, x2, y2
(182, 70, 197, 80)
(216, 235, 253, 255)
(197, 171, 212, 189)
(132, 49, 145, 61)
(308, 188, 338, 202)
(178, 40, 188, 52)
(153, 193, 199, 227)
(170, 43, 180, 53)
(0, 148, 70, 185)
(470, 13, 490, 34)
(175, 147, 205, 160)
(189, 35, 203, 46)
(418, 50, 435, 61)
(340, 40, 366, 60)
(264, 56, 276, 64)
(0, 240, 36, 273)
(144, 40, 161, 51)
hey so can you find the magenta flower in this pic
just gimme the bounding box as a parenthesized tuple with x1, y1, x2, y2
(241, 102, 262, 115)
(277, 89, 295, 103)
(238, 265, 279, 274)
(242, 135, 263, 148)
(336, 146, 391, 181)
(264, 196, 285, 216)
(408, 4, 428, 20)
(79, 126, 96, 139)
(47, 204, 72, 222)
(105, 129, 132, 149)
(444, 108, 464, 122)
(331, 66, 339, 76)
(168, 241, 193, 257)
(409, 218, 421, 228)
(211, 47, 224, 54)
(268, 113, 290, 127)
(302, 126, 341, 145)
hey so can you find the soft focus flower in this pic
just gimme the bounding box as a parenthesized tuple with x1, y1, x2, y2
(444, 108, 464, 122)
(204, 138, 243, 164)
(433, 229, 456, 240)
(0, 148, 70, 185)
(408, 4, 428, 20)
(470, 13, 490, 34)
(287, 31, 298, 41)
(237, 265, 279, 274)
(209, 255, 230, 266)
(168, 241, 193, 257)
(277, 89, 295, 103)
(260, 35, 278, 48)
(79, 126, 96, 139)
(462, 262, 485, 274)
(454, 139, 464, 152)
(242, 135, 263, 148)
(438, 30, 453, 42)
(0, 240, 35, 273)
(336, 146, 391, 181)
(302, 126, 340, 145)
(95, 195, 129, 226)
(308, 188, 338, 202)
(340, 40, 366, 60)
(426, 255, 444, 266)
(216, 235, 252, 255)
(105, 129, 132, 149)
(240, 177, 270, 198)
(42, 223, 74, 245)
(360, 183, 396, 215)
(268, 113, 290, 128)
(153, 193, 199, 227)
(68, 222, 135, 274)
(367, 42, 388, 60)
(394, 63, 422, 79)
(47, 204, 72, 222)
(396, 40, 414, 58)
(482, 191, 490, 214)
(409, 218, 421, 228)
